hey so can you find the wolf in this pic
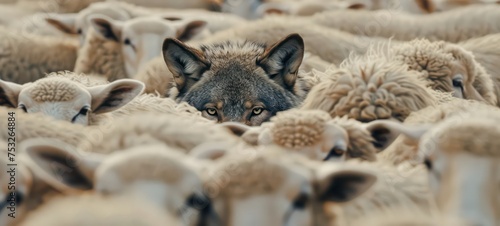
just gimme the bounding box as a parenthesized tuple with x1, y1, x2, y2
(162, 33, 310, 126)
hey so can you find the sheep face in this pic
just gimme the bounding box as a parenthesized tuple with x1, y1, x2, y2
(45, 2, 131, 46)
(197, 148, 377, 226)
(0, 77, 144, 125)
(90, 15, 208, 77)
(163, 34, 306, 126)
(418, 116, 500, 226)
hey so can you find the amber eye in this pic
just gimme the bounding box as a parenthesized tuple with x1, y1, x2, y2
(206, 108, 217, 116)
(252, 107, 263, 115)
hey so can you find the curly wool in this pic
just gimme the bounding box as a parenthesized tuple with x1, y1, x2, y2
(392, 39, 497, 106)
(269, 109, 332, 149)
(29, 78, 79, 102)
(45, 71, 109, 87)
(301, 52, 442, 122)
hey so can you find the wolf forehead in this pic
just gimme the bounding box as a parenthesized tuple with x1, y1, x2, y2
(199, 40, 268, 69)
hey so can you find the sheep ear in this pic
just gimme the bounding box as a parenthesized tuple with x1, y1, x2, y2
(20, 138, 105, 194)
(174, 19, 208, 42)
(45, 13, 77, 34)
(257, 33, 304, 90)
(364, 120, 432, 152)
(190, 142, 230, 160)
(88, 79, 145, 114)
(256, 2, 290, 16)
(0, 79, 23, 108)
(415, 0, 435, 13)
(316, 166, 377, 203)
(219, 122, 262, 146)
(90, 15, 123, 42)
(162, 38, 210, 94)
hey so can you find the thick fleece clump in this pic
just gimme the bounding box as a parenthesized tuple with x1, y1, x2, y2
(79, 112, 239, 154)
(134, 57, 173, 96)
(0, 107, 84, 146)
(349, 209, 466, 226)
(20, 194, 181, 226)
(111, 93, 202, 118)
(74, 28, 127, 81)
(392, 39, 497, 106)
(269, 109, 332, 149)
(310, 5, 500, 43)
(300, 51, 448, 122)
(0, 27, 77, 84)
(380, 98, 499, 165)
(17, 0, 102, 13)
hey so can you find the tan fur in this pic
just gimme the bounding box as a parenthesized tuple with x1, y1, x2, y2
(134, 57, 173, 96)
(310, 5, 500, 43)
(392, 39, 497, 106)
(111, 93, 202, 118)
(331, 116, 378, 160)
(300, 51, 445, 122)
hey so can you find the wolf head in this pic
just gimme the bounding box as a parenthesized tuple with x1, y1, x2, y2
(162, 34, 306, 126)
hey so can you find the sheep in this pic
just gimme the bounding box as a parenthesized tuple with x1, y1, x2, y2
(300, 48, 452, 123)
(0, 71, 145, 125)
(196, 16, 391, 66)
(374, 104, 500, 225)
(0, 27, 78, 84)
(309, 5, 500, 43)
(379, 98, 499, 166)
(390, 39, 498, 106)
(192, 145, 434, 226)
(17, 0, 102, 14)
(349, 209, 466, 226)
(19, 193, 182, 226)
(221, 109, 411, 162)
(458, 33, 500, 103)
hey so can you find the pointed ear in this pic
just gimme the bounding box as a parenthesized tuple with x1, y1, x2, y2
(316, 165, 377, 203)
(257, 33, 304, 90)
(45, 13, 77, 34)
(162, 38, 210, 94)
(364, 120, 432, 152)
(87, 79, 145, 114)
(20, 138, 105, 194)
(89, 15, 123, 42)
(174, 19, 208, 42)
(0, 79, 23, 108)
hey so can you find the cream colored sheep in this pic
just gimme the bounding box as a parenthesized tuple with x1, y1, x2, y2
(0, 27, 77, 84)
(349, 209, 466, 226)
(222, 109, 408, 162)
(300, 49, 451, 123)
(391, 39, 497, 106)
(17, 0, 101, 13)
(0, 71, 145, 125)
(310, 5, 500, 43)
(196, 16, 391, 66)
(19, 193, 181, 226)
(193, 145, 433, 226)
(375, 105, 500, 225)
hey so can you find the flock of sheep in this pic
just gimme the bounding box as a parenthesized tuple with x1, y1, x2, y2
(0, 0, 500, 225)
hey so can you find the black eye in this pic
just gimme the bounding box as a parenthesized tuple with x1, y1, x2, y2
(79, 106, 89, 116)
(452, 78, 463, 88)
(424, 158, 433, 170)
(252, 107, 264, 116)
(0, 192, 23, 212)
(77, 28, 82, 34)
(206, 108, 217, 116)
(18, 104, 27, 113)
(292, 193, 309, 210)
(124, 38, 131, 45)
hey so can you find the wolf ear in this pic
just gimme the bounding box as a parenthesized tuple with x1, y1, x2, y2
(0, 79, 23, 108)
(257, 33, 304, 90)
(162, 38, 210, 94)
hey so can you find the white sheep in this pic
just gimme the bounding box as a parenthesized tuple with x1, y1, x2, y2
(390, 39, 497, 106)
(300, 49, 452, 123)
(0, 27, 78, 84)
(310, 5, 500, 43)
(0, 71, 145, 125)
(373, 103, 500, 225)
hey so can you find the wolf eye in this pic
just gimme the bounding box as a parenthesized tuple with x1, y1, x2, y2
(206, 108, 217, 116)
(18, 104, 27, 113)
(252, 107, 264, 115)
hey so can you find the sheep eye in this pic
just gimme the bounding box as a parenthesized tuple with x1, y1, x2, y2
(452, 78, 463, 89)
(18, 104, 27, 113)
(292, 193, 309, 210)
(124, 38, 131, 45)
(77, 28, 82, 34)
(206, 108, 217, 116)
(252, 107, 264, 115)
(323, 147, 344, 161)
(424, 158, 433, 170)
(79, 106, 90, 116)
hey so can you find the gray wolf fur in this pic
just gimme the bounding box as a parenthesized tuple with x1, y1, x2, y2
(162, 33, 309, 126)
